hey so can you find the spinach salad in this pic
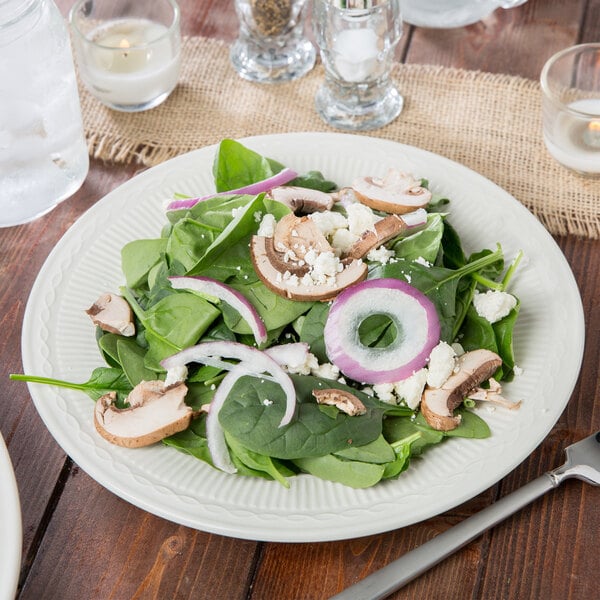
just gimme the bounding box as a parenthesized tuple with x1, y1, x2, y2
(13, 139, 523, 489)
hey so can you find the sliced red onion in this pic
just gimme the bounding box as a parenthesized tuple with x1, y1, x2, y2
(166, 168, 298, 211)
(169, 276, 267, 346)
(324, 279, 440, 385)
(161, 341, 296, 427)
(205, 365, 248, 474)
(401, 208, 428, 228)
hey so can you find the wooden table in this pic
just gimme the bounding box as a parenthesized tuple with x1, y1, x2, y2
(2, 1, 599, 598)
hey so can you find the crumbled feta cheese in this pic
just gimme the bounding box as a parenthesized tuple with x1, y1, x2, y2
(513, 364, 524, 376)
(164, 365, 188, 387)
(473, 290, 517, 323)
(426, 341, 457, 388)
(331, 228, 360, 253)
(373, 382, 396, 403)
(312, 251, 343, 278)
(262, 398, 273, 406)
(257, 213, 276, 237)
(393, 368, 428, 410)
(367, 246, 395, 264)
(231, 206, 243, 218)
(346, 202, 378, 236)
(414, 256, 431, 267)
(309, 210, 348, 238)
(284, 351, 319, 375)
(311, 362, 340, 380)
(253, 210, 263, 223)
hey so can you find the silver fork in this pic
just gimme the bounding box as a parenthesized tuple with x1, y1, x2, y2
(331, 431, 600, 600)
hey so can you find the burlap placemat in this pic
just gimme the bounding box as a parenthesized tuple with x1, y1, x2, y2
(79, 36, 600, 239)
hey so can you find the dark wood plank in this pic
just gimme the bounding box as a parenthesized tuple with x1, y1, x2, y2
(19, 466, 259, 600)
(405, 0, 586, 79)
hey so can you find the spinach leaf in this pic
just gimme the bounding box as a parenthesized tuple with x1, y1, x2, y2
(298, 302, 330, 363)
(288, 170, 337, 192)
(293, 454, 386, 488)
(10, 367, 132, 402)
(219, 375, 385, 459)
(334, 434, 395, 464)
(391, 213, 445, 264)
(117, 338, 156, 387)
(213, 139, 279, 192)
(121, 238, 168, 288)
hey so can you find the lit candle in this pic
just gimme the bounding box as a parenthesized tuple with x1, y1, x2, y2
(544, 98, 600, 175)
(333, 28, 380, 83)
(80, 18, 181, 109)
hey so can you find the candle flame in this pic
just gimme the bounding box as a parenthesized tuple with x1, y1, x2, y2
(119, 38, 131, 50)
(583, 119, 600, 149)
(589, 120, 600, 133)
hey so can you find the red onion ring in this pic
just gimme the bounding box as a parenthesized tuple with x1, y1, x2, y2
(324, 278, 440, 384)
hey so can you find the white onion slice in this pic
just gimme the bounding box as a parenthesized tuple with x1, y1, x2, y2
(166, 168, 298, 211)
(161, 341, 296, 427)
(169, 276, 267, 346)
(324, 278, 440, 384)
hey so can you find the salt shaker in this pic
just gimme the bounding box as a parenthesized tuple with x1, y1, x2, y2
(0, 0, 89, 228)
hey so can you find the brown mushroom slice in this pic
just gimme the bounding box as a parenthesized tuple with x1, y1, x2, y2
(86, 293, 135, 337)
(313, 388, 367, 416)
(352, 169, 432, 215)
(272, 213, 332, 261)
(94, 381, 192, 448)
(250, 235, 367, 301)
(264, 237, 310, 276)
(268, 186, 334, 213)
(420, 349, 502, 431)
(344, 214, 408, 260)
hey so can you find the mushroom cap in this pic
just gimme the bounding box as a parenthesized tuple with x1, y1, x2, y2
(94, 381, 192, 448)
(352, 169, 432, 215)
(250, 235, 367, 302)
(86, 293, 135, 337)
(420, 349, 502, 431)
(312, 388, 367, 416)
(268, 186, 334, 213)
(344, 214, 408, 260)
(272, 213, 332, 261)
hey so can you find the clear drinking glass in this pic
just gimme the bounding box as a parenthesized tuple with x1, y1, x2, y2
(313, 0, 404, 131)
(70, 0, 181, 112)
(541, 43, 600, 177)
(231, 0, 316, 83)
(0, 0, 89, 227)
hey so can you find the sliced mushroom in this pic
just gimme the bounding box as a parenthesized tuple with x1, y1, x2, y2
(250, 235, 367, 301)
(313, 388, 367, 416)
(420, 349, 502, 431)
(352, 169, 432, 214)
(86, 293, 135, 337)
(268, 186, 334, 213)
(468, 378, 522, 410)
(94, 381, 192, 448)
(344, 214, 408, 260)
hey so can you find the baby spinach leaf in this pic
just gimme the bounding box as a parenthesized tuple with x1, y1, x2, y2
(213, 139, 279, 192)
(121, 238, 168, 288)
(298, 302, 330, 363)
(391, 213, 445, 264)
(219, 375, 385, 459)
(334, 434, 395, 464)
(288, 170, 337, 192)
(116, 338, 156, 387)
(293, 454, 386, 488)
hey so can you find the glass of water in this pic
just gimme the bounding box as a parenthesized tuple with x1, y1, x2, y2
(312, 0, 404, 131)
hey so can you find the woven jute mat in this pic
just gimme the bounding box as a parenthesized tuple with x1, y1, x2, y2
(79, 36, 600, 239)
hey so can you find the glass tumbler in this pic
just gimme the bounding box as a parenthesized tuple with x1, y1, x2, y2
(231, 0, 316, 83)
(312, 0, 403, 131)
(541, 43, 600, 177)
(0, 0, 89, 227)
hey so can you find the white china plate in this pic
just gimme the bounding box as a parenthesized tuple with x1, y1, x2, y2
(22, 133, 584, 542)
(0, 433, 22, 600)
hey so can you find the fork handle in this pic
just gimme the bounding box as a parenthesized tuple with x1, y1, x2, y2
(330, 473, 558, 600)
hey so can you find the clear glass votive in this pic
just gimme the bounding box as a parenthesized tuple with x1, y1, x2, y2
(69, 0, 182, 112)
(541, 43, 600, 177)
(231, 0, 316, 84)
(312, 0, 404, 131)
